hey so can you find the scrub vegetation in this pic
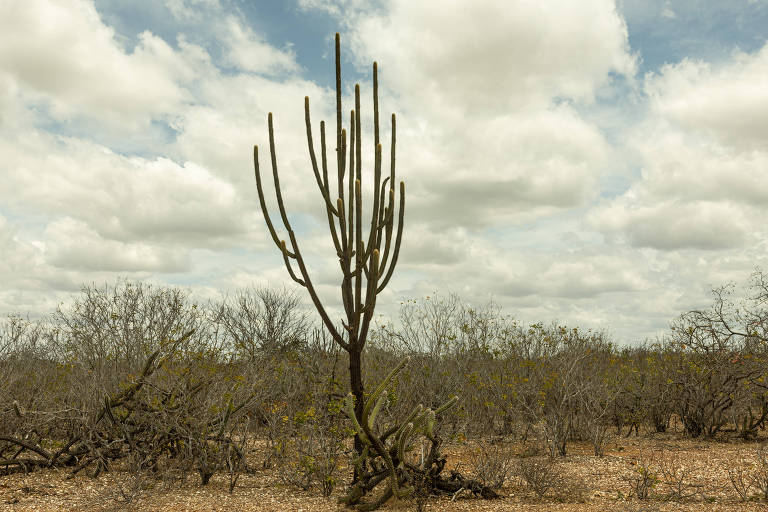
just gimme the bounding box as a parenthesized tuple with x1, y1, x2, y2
(1, 274, 768, 510)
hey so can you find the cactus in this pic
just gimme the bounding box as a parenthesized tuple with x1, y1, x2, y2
(339, 358, 496, 510)
(252, 32, 404, 462)
(252, 35, 496, 509)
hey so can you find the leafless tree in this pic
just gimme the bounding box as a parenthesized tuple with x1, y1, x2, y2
(669, 273, 768, 437)
(213, 286, 309, 360)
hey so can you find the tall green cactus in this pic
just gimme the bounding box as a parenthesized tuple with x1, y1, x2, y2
(252, 33, 404, 460)
(253, 34, 496, 510)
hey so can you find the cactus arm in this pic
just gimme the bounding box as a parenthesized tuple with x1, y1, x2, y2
(377, 114, 396, 273)
(253, 145, 295, 258)
(396, 422, 414, 466)
(434, 395, 459, 415)
(334, 32, 344, 199)
(344, 393, 370, 445)
(368, 391, 387, 431)
(354, 178, 363, 333)
(267, 113, 295, 237)
(279, 240, 305, 286)
(305, 97, 340, 219)
(377, 180, 405, 294)
(395, 404, 423, 436)
(358, 248, 380, 343)
(351, 445, 370, 477)
(380, 422, 401, 443)
(424, 410, 436, 441)
(347, 108, 355, 274)
(352, 81, 363, 333)
(364, 64, 382, 253)
(337, 125, 348, 226)
(315, 118, 344, 257)
(356, 358, 411, 501)
(364, 141, 382, 262)
(283, 229, 348, 350)
(362, 357, 409, 427)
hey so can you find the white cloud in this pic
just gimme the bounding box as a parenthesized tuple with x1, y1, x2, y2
(219, 16, 299, 75)
(404, 105, 611, 229)
(0, 216, 44, 289)
(0, 214, 88, 315)
(165, 0, 221, 21)
(171, 70, 331, 192)
(645, 44, 768, 150)
(1, 132, 247, 244)
(346, 0, 636, 112)
(45, 217, 190, 272)
(0, 0, 191, 130)
(400, 225, 470, 267)
(0, 0, 313, 317)
(593, 199, 751, 250)
(386, 232, 663, 342)
(661, 5, 676, 19)
(296, 0, 372, 17)
(591, 42, 768, 251)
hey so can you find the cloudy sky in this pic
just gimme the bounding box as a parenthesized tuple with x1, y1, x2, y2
(1, 0, 767, 344)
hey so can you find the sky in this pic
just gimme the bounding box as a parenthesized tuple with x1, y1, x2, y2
(1, 0, 767, 344)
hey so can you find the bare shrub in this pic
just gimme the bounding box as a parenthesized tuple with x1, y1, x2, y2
(733, 393, 768, 441)
(516, 457, 561, 500)
(8, 268, 768, 506)
(0, 282, 257, 490)
(729, 466, 753, 502)
(728, 445, 768, 502)
(669, 272, 768, 438)
(376, 294, 502, 436)
(578, 402, 614, 457)
(470, 441, 515, 490)
(622, 452, 658, 500)
(511, 324, 611, 457)
(0, 315, 48, 437)
(515, 456, 586, 502)
(656, 450, 706, 502)
(275, 406, 346, 497)
(576, 346, 620, 456)
(213, 286, 309, 359)
(50, 281, 207, 375)
(752, 445, 768, 500)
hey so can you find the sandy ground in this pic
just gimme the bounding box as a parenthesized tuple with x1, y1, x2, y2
(2, 433, 767, 511)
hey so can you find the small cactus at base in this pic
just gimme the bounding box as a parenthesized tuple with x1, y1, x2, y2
(339, 358, 497, 510)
